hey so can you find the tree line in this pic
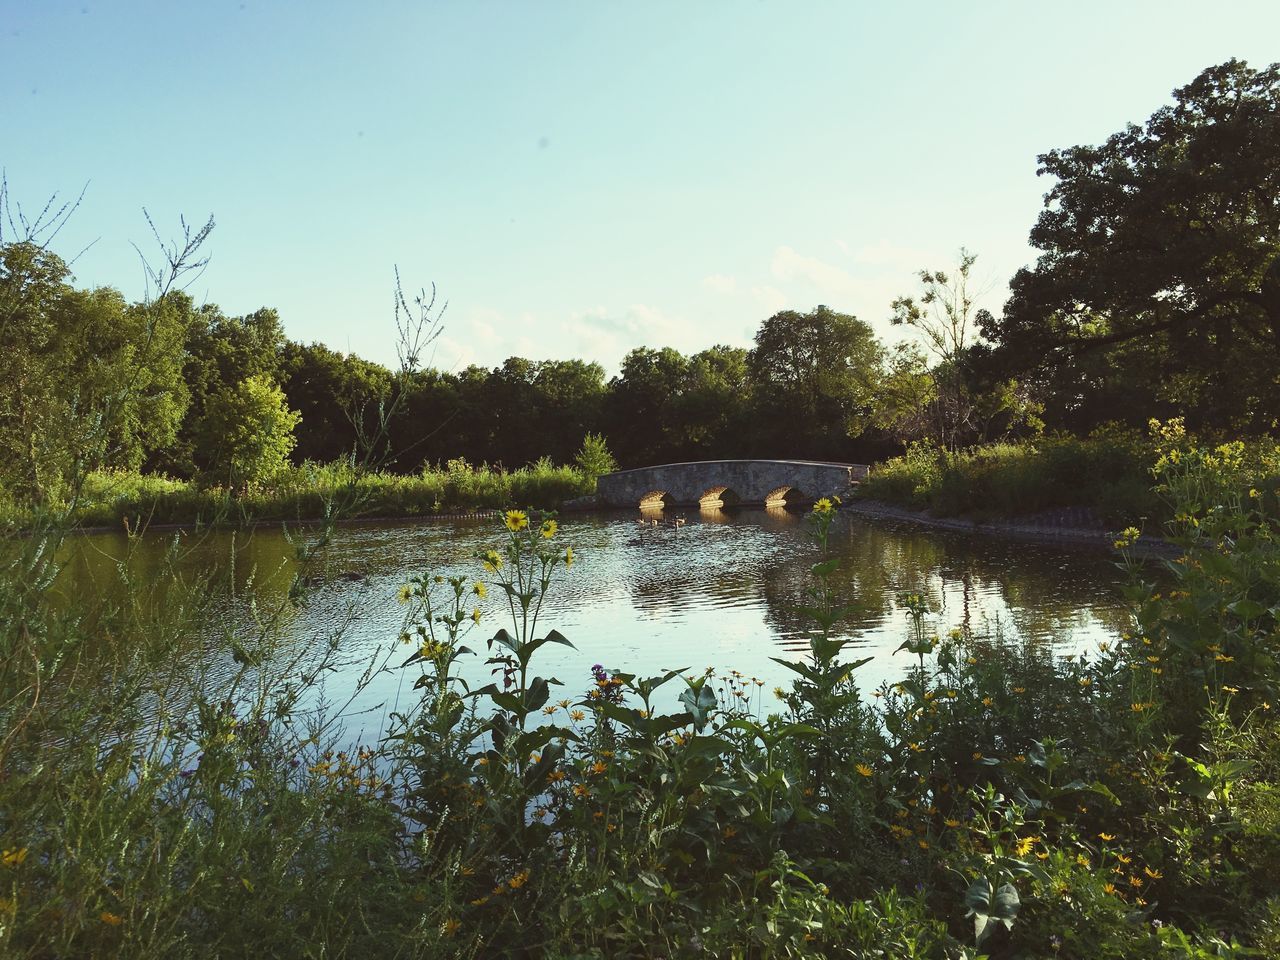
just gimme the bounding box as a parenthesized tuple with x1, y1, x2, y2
(2, 58, 1278, 502)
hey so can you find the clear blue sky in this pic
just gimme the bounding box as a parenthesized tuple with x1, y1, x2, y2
(3, 1, 1277, 373)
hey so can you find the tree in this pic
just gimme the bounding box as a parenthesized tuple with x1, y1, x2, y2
(984, 59, 1280, 431)
(0, 242, 189, 499)
(604, 347, 691, 465)
(574, 432, 617, 481)
(196, 375, 301, 489)
(748, 305, 883, 458)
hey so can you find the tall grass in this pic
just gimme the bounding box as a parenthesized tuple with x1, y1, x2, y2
(1, 458, 596, 529)
(856, 429, 1165, 525)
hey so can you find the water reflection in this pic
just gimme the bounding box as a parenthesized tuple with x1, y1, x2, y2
(65, 510, 1139, 737)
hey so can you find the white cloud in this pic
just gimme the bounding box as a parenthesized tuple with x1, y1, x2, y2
(769, 245, 866, 306)
(749, 284, 787, 316)
(702, 273, 737, 295)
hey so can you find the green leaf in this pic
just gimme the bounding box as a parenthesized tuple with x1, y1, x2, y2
(679, 681, 719, 733)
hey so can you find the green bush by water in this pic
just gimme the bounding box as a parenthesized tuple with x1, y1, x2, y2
(3, 458, 596, 529)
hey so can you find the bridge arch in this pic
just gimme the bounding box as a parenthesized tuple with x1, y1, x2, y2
(764, 485, 810, 508)
(639, 490, 674, 509)
(698, 485, 741, 508)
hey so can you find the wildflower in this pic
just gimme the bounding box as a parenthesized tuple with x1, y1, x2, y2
(547, 770, 566, 782)
(982, 696, 994, 707)
(972, 752, 983, 761)
(482, 549, 503, 572)
(774, 686, 787, 700)
(606, 823, 617, 833)
(564, 547, 574, 567)
(476, 757, 489, 766)
(542, 706, 557, 715)
(1013, 686, 1026, 694)
(570, 709, 586, 722)
(1103, 883, 1118, 895)
(944, 818, 961, 828)
(441, 918, 461, 937)
(590, 761, 608, 775)
(541, 519, 558, 539)
(396, 584, 413, 603)
(855, 763, 873, 777)
(100, 912, 124, 925)
(1128, 875, 1144, 888)
(918, 840, 929, 850)
(471, 896, 489, 906)
(812, 498, 834, 515)
(573, 784, 590, 798)
(504, 510, 529, 532)
(2, 847, 28, 868)
(1223, 685, 1240, 694)
(508, 869, 531, 889)
(722, 826, 737, 838)
(472, 581, 487, 598)
(1215, 653, 1234, 663)
(1249, 488, 1261, 499)
(908, 742, 923, 753)
(1116, 854, 1131, 864)
(1113, 527, 1141, 550)
(1099, 832, 1116, 842)
(471, 607, 482, 624)
(1015, 836, 1038, 856)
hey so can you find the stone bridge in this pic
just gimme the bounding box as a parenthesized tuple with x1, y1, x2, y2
(595, 459, 869, 509)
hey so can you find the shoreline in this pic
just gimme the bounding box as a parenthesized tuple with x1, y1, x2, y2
(841, 497, 1179, 557)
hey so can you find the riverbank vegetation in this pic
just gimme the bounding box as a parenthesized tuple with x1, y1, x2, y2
(3, 435, 1280, 957)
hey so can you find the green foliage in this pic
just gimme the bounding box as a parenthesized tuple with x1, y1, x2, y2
(857, 430, 1165, 525)
(987, 59, 1280, 433)
(0, 242, 189, 500)
(7, 438, 1280, 956)
(194, 375, 301, 489)
(749, 305, 884, 457)
(573, 432, 617, 481)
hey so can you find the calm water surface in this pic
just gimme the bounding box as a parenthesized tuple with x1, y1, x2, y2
(68, 510, 1135, 738)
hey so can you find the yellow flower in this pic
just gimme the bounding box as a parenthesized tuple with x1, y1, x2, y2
(473, 581, 487, 598)
(471, 607, 482, 623)
(570, 709, 586, 722)
(982, 696, 994, 707)
(918, 839, 929, 850)
(1113, 527, 1141, 549)
(482, 549, 503, 572)
(100, 911, 124, 926)
(812, 497, 834, 515)
(508, 869, 531, 889)
(591, 761, 608, 775)
(396, 584, 413, 603)
(1103, 883, 1117, 895)
(504, 510, 529, 532)
(855, 763, 873, 777)
(1223, 685, 1240, 694)
(541, 519, 558, 539)
(722, 826, 737, 838)
(1012, 686, 1026, 694)
(1249, 488, 1261, 499)
(972, 752, 983, 761)
(944, 818, 961, 828)
(2, 847, 28, 868)
(564, 547, 574, 568)
(441, 918, 461, 937)
(1098, 832, 1116, 842)
(1143, 866, 1162, 879)
(1215, 653, 1234, 663)
(547, 770, 566, 782)
(1015, 836, 1039, 856)
(572, 783, 590, 798)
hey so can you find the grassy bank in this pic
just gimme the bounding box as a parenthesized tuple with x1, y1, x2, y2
(1, 458, 597, 529)
(856, 424, 1280, 528)
(3, 439, 1280, 956)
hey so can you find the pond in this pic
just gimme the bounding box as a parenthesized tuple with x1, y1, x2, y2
(64, 509, 1137, 739)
